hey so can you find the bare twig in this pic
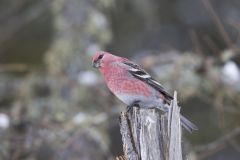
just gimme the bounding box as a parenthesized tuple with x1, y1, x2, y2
(189, 30, 203, 55)
(201, 0, 235, 49)
(203, 35, 221, 54)
(0, 0, 51, 54)
(0, 64, 29, 72)
(194, 127, 240, 159)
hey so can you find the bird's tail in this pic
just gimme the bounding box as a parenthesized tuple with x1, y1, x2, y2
(180, 115, 198, 133)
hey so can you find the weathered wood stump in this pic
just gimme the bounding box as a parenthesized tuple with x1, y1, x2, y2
(119, 91, 182, 160)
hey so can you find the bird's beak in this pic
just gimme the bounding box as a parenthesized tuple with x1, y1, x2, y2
(92, 60, 101, 68)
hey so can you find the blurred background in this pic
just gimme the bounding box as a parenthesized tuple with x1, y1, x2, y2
(0, 0, 240, 159)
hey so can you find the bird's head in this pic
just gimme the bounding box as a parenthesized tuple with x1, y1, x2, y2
(92, 51, 117, 69)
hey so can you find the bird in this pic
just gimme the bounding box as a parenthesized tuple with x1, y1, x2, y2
(92, 51, 198, 133)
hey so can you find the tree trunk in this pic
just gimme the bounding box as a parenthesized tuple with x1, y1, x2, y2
(119, 91, 182, 160)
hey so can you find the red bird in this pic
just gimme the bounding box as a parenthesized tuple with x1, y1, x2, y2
(92, 51, 198, 132)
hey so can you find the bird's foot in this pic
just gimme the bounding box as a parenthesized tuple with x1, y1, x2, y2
(126, 105, 132, 113)
(126, 101, 140, 113)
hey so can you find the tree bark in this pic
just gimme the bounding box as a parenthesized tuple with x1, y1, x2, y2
(119, 91, 182, 160)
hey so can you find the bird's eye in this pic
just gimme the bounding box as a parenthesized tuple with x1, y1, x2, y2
(98, 54, 104, 60)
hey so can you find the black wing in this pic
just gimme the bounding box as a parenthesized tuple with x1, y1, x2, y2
(123, 61, 173, 103)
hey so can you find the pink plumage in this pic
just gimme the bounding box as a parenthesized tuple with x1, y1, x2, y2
(92, 51, 198, 133)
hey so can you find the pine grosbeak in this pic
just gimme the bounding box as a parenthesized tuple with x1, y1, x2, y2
(92, 51, 198, 132)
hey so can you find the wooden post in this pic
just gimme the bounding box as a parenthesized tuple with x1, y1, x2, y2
(119, 91, 182, 160)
